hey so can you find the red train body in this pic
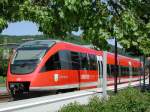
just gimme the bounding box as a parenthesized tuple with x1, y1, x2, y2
(6, 40, 142, 97)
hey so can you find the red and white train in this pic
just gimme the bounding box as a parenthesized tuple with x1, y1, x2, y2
(6, 40, 142, 98)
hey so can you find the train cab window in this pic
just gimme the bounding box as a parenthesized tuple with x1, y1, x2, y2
(59, 50, 72, 69)
(89, 54, 97, 70)
(41, 52, 60, 72)
(80, 53, 89, 70)
(70, 51, 81, 70)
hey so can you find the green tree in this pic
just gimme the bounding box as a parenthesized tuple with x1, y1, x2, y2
(1, 0, 150, 55)
(107, 0, 150, 56)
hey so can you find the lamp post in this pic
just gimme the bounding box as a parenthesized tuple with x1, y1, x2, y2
(114, 37, 118, 93)
(143, 56, 146, 89)
(149, 61, 150, 87)
(146, 57, 150, 87)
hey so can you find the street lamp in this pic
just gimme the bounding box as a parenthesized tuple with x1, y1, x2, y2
(114, 37, 118, 93)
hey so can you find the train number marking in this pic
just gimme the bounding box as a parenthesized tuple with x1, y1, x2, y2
(81, 74, 90, 80)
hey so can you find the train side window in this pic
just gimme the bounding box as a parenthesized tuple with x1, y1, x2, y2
(126, 67, 128, 75)
(124, 67, 127, 75)
(110, 64, 116, 75)
(89, 54, 97, 70)
(120, 66, 124, 76)
(59, 50, 72, 69)
(123, 67, 125, 75)
(70, 51, 81, 70)
(132, 67, 135, 76)
(120, 66, 123, 76)
(107, 64, 111, 76)
(136, 68, 138, 75)
(41, 52, 60, 72)
(122, 66, 126, 76)
(80, 53, 89, 70)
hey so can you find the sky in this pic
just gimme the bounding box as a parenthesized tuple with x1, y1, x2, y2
(1, 21, 121, 47)
(2, 21, 42, 36)
(2, 21, 82, 36)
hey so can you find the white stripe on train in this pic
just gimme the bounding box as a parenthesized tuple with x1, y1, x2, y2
(30, 77, 144, 91)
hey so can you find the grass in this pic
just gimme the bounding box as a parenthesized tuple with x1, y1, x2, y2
(59, 88, 150, 112)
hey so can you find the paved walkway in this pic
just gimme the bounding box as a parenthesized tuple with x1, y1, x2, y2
(0, 80, 147, 112)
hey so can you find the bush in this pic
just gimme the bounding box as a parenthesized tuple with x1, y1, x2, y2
(87, 96, 105, 112)
(104, 88, 149, 112)
(59, 102, 86, 112)
(59, 88, 150, 112)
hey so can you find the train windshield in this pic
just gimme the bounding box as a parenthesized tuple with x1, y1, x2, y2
(10, 40, 56, 74)
(11, 47, 47, 74)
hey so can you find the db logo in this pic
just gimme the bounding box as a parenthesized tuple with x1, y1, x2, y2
(54, 74, 59, 82)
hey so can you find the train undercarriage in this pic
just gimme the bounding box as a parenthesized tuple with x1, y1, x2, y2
(9, 82, 30, 99)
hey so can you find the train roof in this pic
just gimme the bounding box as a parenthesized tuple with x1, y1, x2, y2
(17, 39, 92, 49)
(107, 52, 142, 67)
(107, 52, 140, 62)
(15, 39, 102, 55)
(17, 40, 141, 66)
(18, 40, 57, 48)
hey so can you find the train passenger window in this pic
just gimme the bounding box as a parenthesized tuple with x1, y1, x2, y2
(123, 67, 125, 75)
(70, 51, 81, 70)
(110, 65, 116, 75)
(124, 67, 127, 75)
(137, 68, 140, 75)
(120, 66, 129, 76)
(126, 67, 129, 75)
(122, 66, 125, 76)
(107, 64, 111, 76)
(59, 50, 72, 69)
(132, 67, 135, 76)
(120, 66, 123, 76)
(41, 52, 61, 72)
(89, 54, 97, 70)
(80, 53, 89, 70)
(133, 67, 139, 76)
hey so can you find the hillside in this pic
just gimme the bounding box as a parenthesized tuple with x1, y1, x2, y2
(0, 34, 90, 45)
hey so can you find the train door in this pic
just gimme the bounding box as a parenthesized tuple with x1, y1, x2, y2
(97, 55, 103, 87)
(128, 61, 133, 85)
(70, 51, 81, 89)
(79, 53, 90, 89)
(118, 65, 121, 84)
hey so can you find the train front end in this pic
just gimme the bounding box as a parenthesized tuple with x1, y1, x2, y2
(7, 40, 55, 98)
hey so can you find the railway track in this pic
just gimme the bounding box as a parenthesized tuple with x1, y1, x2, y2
(0, 80, 145, 112)
(0, 91, 57, 103)
(0, 94, 10, 103)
